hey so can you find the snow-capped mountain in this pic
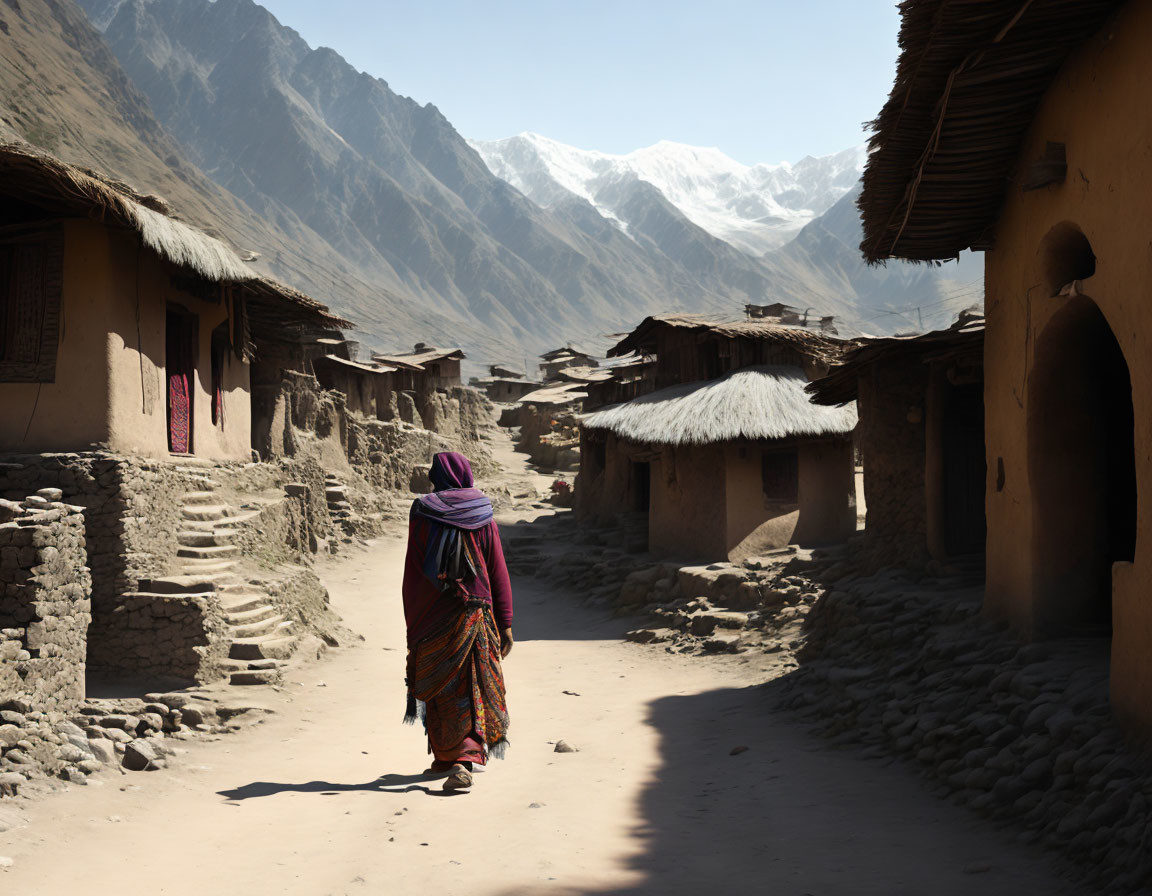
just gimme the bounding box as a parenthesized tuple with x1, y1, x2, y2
(471, 133, 866, 256)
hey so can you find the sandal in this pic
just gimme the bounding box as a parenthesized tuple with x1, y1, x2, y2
(442, 763, 473, 791)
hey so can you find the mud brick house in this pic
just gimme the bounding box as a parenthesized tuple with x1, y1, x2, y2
(472, 374, 540, 403)
(0, 141, 352, 695)
(745, 303, 839, 335)
(539, 345, 599, 381)
(858, 0, 1152, 733)
(0, 143, 347, 461)
(312, 354, 394, 419)
(373, 344, 464, 393)
(807, 315, 985, 571)
(581, 354, 656, 413)
(579, 316, 857, 561)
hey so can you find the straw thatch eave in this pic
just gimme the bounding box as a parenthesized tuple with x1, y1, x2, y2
(859, 0, 1123, 263)
(0, 140, 350, 335)
(807, 316, 985, 406)
(582, 365, 857, 447)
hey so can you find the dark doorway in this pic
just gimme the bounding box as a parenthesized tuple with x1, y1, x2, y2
(166, 307, 198, 454)
(1029, 296, 1135, 636)
(941, 382, 986, 556)
(632, 462, 651, 512)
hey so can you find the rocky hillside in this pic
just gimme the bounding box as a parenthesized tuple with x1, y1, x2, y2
(0, 0, 455, 351)
(78, 0, 787, 358)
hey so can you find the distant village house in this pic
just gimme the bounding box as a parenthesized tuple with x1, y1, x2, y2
(579, 315, 857, 560)
(807, 315, 985, 571)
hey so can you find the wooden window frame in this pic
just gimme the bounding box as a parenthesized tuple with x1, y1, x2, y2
(0, 227, 64, 383)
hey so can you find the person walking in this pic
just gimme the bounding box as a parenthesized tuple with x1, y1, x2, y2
(401, 451, 513, 792)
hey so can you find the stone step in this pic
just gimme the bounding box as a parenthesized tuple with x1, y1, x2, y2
(182, 505, 229, 522)
(181, 490, 217, 506)
(219, 594, 269, 615)
(229, 668, 282, 686)
(121, 591, 215, 604)
(177, 559, 239, 576)
(223, 604, 280, 626)
(136, 576, 220, 595)
(229, 631, 296, 661)
(219, 659, 251, 674)
(177, 528, 241, 548)
(177, 544, 241, 560)
(230, 614, 286, 638)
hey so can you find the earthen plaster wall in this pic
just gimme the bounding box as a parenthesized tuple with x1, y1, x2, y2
(576, 431, 648, 524)
(649, 444, 727, 560)
(855, 358, 931, 570)
(724, 439, 855, 561)
(983, 0, 1152, 735)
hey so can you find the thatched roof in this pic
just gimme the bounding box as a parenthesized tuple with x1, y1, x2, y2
(555, 366, 614, 384)
(373, 344, 465, 370)
(807, 314, 985, 406)
(540, 345, 597, 361)
(582, 365, 857, 446)
(517, 381, 587, 406)
(0, 141, 350, 333)
(314, 355, 395, 375)
(609, 314, 847, 363)
(859, 0, 1123, 263)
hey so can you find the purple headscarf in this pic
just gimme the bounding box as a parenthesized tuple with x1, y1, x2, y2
(413, 452, 493, 530)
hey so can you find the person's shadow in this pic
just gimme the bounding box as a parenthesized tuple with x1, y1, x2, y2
(217, 771, 463, 801)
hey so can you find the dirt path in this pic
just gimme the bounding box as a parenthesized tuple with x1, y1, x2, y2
(0, 445, 1082, 895)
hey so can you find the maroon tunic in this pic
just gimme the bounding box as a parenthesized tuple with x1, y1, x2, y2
(402, 514, 513, 646)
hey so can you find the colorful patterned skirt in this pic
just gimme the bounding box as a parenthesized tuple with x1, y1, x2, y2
(406, 601, 509, 764)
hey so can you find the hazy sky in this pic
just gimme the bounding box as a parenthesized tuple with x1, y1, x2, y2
(258, 1, 901, 166)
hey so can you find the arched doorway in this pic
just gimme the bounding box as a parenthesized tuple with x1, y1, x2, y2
(1028, 296, 1135, 636)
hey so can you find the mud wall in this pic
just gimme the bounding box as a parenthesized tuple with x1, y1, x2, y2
(854, 358, 930, 571)
(649, 444, 727, 560)
(982, 0, 1152, 736)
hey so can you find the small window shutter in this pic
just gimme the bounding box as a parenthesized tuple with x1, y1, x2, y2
(0, 228, 64, 383)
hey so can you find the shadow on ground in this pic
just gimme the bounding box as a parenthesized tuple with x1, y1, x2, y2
(499, 679, 1086, 896)
(216, 771, 466, 801)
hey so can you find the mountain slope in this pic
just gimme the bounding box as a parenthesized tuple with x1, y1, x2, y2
(0, 0, 449, 347)
(475, 134, 984, 334)
(82, 0, 801, 359)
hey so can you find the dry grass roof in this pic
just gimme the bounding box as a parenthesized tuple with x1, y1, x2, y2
(582, 365, 857, 446)
(314, 355, 394, 375)
(540, 345, 597, 361)
(555, 366, 615, 384)
(517, 381, 588, 406)
(859, 0, 1122, 263)
(609, 314, 848, 363)
(0, 141, 351, 333)
(807, 314, 984, 406)
(373, 345, 465, 370)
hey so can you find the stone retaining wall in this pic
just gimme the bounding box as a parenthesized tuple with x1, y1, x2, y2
(93, 592, 228, 685)
(0, 494, 90, 713)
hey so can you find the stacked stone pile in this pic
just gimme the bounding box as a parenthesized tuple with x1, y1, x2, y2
(0, 690, 266, 798)
(324, 475, 355, 533)
(0, 493, 90, 714)
(501, 515, 823, 659)
(770, 568, 1152, 895)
